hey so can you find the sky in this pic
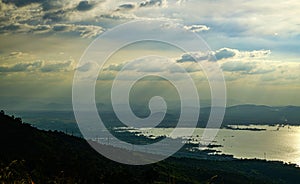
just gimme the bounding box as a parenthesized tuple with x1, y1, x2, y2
(0, 0, 300, 111)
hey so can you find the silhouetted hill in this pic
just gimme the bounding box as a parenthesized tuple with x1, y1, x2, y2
(1, 110, 300, 183)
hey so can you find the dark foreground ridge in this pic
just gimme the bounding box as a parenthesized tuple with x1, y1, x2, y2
(1, 111, 300, 184)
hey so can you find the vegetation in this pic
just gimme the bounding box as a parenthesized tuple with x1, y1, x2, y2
(1, 110, 300, 183)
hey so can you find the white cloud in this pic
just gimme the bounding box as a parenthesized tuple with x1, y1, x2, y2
(98, 48, 290, 84)
(176, 48, 271, 62)
(184, 24, 210, 32)
(237, 50, 271, 58)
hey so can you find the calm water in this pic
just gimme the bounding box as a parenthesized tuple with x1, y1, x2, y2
(127, 125, 300, 166)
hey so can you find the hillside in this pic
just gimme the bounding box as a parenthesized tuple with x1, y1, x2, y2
(1, 110, 300, 183)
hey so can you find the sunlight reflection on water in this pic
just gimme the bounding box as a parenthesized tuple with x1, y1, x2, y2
(124, 125, 300, 166)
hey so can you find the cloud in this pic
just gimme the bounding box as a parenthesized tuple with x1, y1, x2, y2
(98, 71, 116, 81)
(103, 63, 126, 72)
(214, 48, 238, 60)
(116, 3, 136, 11)
(101, 56, 203, 75)
(0, 0, 105, 38)
(0, 24, 20, 32)
(115, 0, 168, 12)
(176, 0, 186, 5)
(40, 60, 74, 72)
(1, 0, 300, 43)
(9, 51, 27, 58)
(43, 9, 68, 22)
(103, 59, 172, 73)
(0, 20, 103, 38)
(239, 50, 271, 58)
(249, 68, 275, 75)
(221, 59, 276, 75)
(33, 24, 51, 33)
(184, 24, 210, 32)
(0, 0, 14, 11)
(174, 48, 276, 77)
(221, 61, 255, 73)
(9, 52, 21, 56)
(0, 61, 42, 72)
(76, 1, 95, 11)
(139, 0, 167, 8)
(1, 0, 97, 11)
(176, 48, 271, 63)
(1, 0, 46, 7)
(176, 52, 211, 63)
(76, 62, 97, 72)
(176, 49, 236, 63)
(0, 60, 74, 73)
(51, 23, 104, 38)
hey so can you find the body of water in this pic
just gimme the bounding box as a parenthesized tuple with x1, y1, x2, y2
(125, 125, 300, 166)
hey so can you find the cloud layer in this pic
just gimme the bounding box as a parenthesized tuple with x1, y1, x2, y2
(0, 60, 74, 73)
(1, 0, 300, 107)
(0, 0, 105, 38)
(176, 48, 271, 62)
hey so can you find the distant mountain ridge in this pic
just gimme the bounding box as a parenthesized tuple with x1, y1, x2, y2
(222, 104, 300, 125)
(6, 104, 300, 130)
